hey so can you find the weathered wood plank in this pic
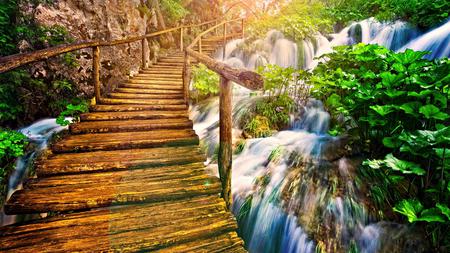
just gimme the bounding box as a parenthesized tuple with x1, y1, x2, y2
(38, 146, 205, 176)
(52, 129, 199, 153)
(70, 118, 192, 134)
(80, 110, 188, 121)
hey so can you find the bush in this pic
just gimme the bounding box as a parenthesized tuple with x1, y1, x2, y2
(244, 116, 272, 138)
(310, 43, 450, 250)
(322, 0, 450, 29)
(191, 64, 220, 101)
(56, 100, 89, 126)
(0, 129, 27, 205)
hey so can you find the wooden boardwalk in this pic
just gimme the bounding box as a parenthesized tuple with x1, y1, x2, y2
(0, 37, 247, 252)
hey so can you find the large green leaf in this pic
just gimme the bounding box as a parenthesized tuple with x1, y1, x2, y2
(370, 105, 396, 117)
(417, 208, 446, 223)
(419, 105, 449, 120)
(384, 154, 426, 175)
(393, 199, 423, 223)
(383, 136, 402, 148)
(436, 204, 450, 220)
(399, 102, 421, 116)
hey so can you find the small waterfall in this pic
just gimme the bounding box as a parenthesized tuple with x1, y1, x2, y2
(270, 39, 298, 68)
(400, 19, 450, 59)
(1, 118, 69, 226)
(330, 18, 420, 50)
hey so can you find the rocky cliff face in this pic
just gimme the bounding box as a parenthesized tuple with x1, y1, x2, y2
(24, 0, 151, 97)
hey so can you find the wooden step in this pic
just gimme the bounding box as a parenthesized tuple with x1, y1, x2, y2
(70, 118, 192, 134)
(1, 196, 240, 252)
(153, 232, 244, 253)
(52, 129, 199, 153)
(127, 79, 183, 85)
(91, 104, 186, 112)
(37, 146, 205, 176)
(100, 97, 185, 105)
(5, 163, 220, 214)
(81, 110, 187, 121)
(120, 83, 183, 90)
(136, 73, 182, 78)
(109, 92, 184, 100)
(115, 88, 182, 95)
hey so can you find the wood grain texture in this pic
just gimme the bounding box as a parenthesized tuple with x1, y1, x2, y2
(1, 33, 246, 252)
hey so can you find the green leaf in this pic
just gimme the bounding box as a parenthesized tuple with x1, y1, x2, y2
(393, 199, 423, 223)
(383, 136, 402, 148)
(436, 204, 450, 220)
(419, 105, 449, 120)
(399, 102, 421, 116)
(370, 105, 396, 117)
(417, 208, 445, 223)
(363, 159, 384, 169)
(384, 154, 426, 175)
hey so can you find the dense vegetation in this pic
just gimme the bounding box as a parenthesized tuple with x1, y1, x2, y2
(306, 44, 449, 251)
(322, 0, 450, 29)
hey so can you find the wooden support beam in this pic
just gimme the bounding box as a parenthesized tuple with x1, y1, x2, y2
(180, 27, 184, 51)
(141, 39, 148, 69)
(198, 37, 202, 54)
(93, 46, 101, 103)
(241, 19, 245, 38)
(183, 51, 191, 105)
(218, 76, 232, 210)
(222, 23, 227, 60)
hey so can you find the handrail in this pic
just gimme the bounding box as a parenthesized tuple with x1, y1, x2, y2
(0, 20, 219, 74)
(184, 18, 263, 210)
(0, 18, 220, 103)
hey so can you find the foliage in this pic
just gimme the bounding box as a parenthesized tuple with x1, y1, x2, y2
(0, 129, 27, 205)
(244, 116, 272, 138)
(191, 64, 220, 101)
(321, 0, 450, 29)
(246, 0, 333, 42)
(0, 0, 81, 128)
(160, 0, 188, 24)
(310, 43, 449, 249)
(56, 100, 89, 126)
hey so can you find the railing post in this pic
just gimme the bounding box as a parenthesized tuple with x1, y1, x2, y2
(141, 38, 148, 69)
(241, 19, 245, 39)
(92, 46, 101, 103)
(183, 51, 191, 106)
(219, 75, 232, 210)
(180, 27, 184, 51)
(215, 20, 219, 35)
(198, 37, 202, 54)
(222, 23, 227, 60)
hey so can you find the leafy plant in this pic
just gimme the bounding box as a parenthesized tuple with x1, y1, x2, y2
(0, 129, 27, 205)
(244, 116, 272, 138)
(56, 101, 89, 126)
(310, 43, 449, 250)
(191, 64, 220, 101)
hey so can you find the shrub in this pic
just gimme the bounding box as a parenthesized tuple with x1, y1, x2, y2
(310, 43, 450, 250)
(191, 64, 220, 101)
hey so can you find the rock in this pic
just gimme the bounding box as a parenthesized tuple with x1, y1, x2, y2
(17, 40, 33, 53)
(30, 1, 150, 97)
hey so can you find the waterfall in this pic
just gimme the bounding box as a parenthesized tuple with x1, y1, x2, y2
(1, 118, 69, 226)
(190, 16, 449, 252)
(400, 19, 450, 59)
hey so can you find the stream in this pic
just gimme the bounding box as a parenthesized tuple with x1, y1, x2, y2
(1, 17, 449, 252)
(192, 18, 450, 253)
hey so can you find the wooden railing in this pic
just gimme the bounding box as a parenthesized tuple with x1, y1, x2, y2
(185, 18, 264, 209)
(0, 19, 220, 103)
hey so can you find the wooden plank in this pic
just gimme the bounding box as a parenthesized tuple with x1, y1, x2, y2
(52, 129, 199, 153)
(90, 104, 187, 112)
(80, 110, 188, 121)
(99, 98, 186, 105)
(6, 171, 221, 214)
(108, 92, 184, 100)
(37, 146, 205, 176)
(1, 196, 240, 252)
(70, 118, 192, 134)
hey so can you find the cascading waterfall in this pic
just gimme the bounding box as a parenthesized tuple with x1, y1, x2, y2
(1, 118, 69, 226)
(400, 19, 450, 59)
(190, 15, 450, 253)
